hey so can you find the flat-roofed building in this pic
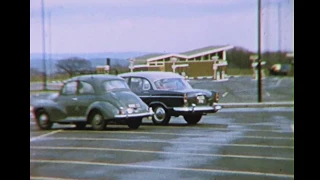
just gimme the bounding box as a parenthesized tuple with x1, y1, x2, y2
(130, 45, 233, 80)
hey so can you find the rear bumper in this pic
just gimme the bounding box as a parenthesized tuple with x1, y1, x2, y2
(173, 103, 222, 113)
(114, 109, 154, 119)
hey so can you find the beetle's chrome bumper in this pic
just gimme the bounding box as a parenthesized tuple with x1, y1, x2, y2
(114, 108, 154, 119)
(173, 103, 222, 112)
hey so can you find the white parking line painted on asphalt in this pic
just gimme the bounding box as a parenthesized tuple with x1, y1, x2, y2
(222, 92, 228, 97)
(31, 176, 79, 180)
(30, 130, 62, 142)
(30, 159, 294, 178)
(62, 130, 294, 140)
(136, 125, 294, 133)
(30, 146, 294, 161)
(276, 79, 282, 87)
(41, 137, 294, 149)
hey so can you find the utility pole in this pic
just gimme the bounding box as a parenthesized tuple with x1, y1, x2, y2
(257, 0, 262, 102)
(41, 0, 47, 90)
(278, 3, 282, 61)
(48, 11, 52, 80)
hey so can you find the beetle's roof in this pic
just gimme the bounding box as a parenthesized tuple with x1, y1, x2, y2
(66, 74, 123, 83)
(119, 71, 183, 82)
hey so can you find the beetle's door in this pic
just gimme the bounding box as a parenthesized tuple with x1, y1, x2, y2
(56, 81, 79, 118)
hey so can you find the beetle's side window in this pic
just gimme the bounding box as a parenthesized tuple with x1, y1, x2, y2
(78, 81, 95, 95)
(61, 81, 77, 95)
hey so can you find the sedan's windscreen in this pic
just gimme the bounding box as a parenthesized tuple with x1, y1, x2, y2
(154, 78, 192, 90)
(102, 80, 129, 91)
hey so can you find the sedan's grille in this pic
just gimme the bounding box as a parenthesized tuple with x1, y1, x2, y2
(196, 95, 207, 105)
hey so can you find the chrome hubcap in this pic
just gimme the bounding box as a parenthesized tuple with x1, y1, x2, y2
(154, 107, 165, 122)
(39, 114, 49, 126)
(92, 114, 102, 126)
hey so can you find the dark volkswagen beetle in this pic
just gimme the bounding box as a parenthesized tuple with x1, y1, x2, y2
(119, 71, 221, 125)
(30, 74, 153, 130)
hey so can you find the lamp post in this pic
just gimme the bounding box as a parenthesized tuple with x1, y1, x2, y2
(171, 57, 177, 73)
(41, 0, 47, 90)
(257, 0, 262, 102)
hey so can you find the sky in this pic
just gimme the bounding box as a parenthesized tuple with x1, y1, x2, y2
(30, 0, 294, 54)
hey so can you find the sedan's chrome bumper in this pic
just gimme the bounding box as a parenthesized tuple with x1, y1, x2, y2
(173, 103, 222, 112)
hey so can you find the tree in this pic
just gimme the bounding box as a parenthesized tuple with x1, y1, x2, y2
(56, 57, 93, 77)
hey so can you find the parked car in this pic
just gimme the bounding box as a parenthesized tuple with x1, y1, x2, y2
(119, 71, 221, 125)
(269, 63, 291, 76)
(30, 74, 154, 131)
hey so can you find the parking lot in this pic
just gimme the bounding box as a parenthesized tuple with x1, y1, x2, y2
(30, 107, 294, 180)
(30, 76, 294, 179)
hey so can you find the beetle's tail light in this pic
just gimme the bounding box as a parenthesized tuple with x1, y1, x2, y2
(215, 93, 219, 102)
(119, 107, 124, 115)
(183, 93, 188, 106)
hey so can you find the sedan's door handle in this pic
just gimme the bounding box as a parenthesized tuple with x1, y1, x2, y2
(72, 97, 78, 101)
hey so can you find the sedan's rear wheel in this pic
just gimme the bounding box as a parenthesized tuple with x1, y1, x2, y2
(127, 118, 142, 129)
(152, 105, 171, 125)
(35, 110, 53, 130)
(89, 111, 106, 130)
(183, 115, 202, 125)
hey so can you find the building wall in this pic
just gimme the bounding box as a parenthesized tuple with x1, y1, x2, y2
(134, 50, 229, 78)
(163, 61, 215, 77)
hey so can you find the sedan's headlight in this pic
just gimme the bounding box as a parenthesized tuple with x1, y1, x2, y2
(215, 93, 219, 102)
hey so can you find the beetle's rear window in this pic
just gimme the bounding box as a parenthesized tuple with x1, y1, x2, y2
(102, 80, 129, 91)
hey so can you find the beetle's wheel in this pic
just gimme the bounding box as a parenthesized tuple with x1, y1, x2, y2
(127, 118, 142, 129)
(183, 115, 202, 125)
(152, 105, 171, 125)
(74, 122, 87, 130)
(35, 110, 53, 130)
(89, 111, 106, 131)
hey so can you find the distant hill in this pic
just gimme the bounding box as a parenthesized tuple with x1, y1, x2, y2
(30, 52, 153, 73)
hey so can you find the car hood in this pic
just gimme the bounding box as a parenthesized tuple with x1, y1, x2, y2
(30, 93, 59, 104)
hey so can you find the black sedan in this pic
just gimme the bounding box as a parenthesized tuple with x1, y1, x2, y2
(119, 71, 221, 125)
(30, 74, 153, 130)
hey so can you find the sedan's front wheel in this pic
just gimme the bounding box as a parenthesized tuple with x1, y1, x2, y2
(183, 115, 202, 125)
(89, 111, 106, 130)
(152, 105, 171, 125)
(35, 109, 53, 130)
(127, 118, 142, 129)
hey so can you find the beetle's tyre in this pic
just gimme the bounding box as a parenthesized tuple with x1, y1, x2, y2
(35, 109, 53, 130)
(89, 111, 106, 130)
(151, 105, 171, 125)
(74, 122, 87, 130)
(127, 118, 142, 129)
(183, 115, 202, 125)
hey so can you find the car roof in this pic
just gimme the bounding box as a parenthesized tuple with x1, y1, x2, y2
(119, 71, 183, 82)
(66, 74, 124, 84)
